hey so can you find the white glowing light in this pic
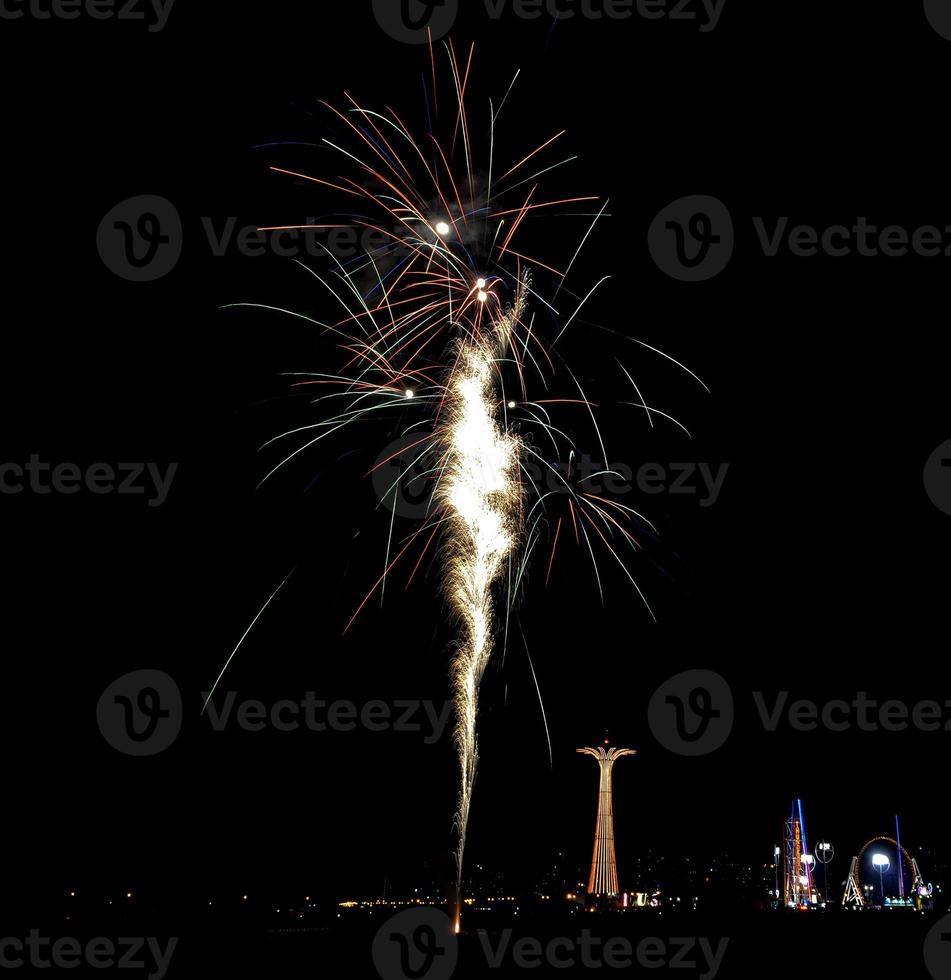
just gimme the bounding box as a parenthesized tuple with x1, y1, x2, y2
(436, 221, 451, 236)
(477, 291, 488, 303)
(476, 278, 487, 289)
(404, 389, 415, 399)
(507, 401, 517, 410)
(443, 276, 527, 935)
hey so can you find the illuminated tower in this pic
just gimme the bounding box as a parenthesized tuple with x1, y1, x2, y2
(578, 742, 636, 898)
(783, 798, 815, 907)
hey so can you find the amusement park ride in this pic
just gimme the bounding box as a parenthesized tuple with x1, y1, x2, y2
(781, 801, 934, 910)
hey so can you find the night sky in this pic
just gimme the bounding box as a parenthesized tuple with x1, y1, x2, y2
(2, 0, 948, 931)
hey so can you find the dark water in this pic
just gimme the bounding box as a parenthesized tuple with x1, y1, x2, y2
(233, 908, 943, 978)
(1, 904, 943, 977)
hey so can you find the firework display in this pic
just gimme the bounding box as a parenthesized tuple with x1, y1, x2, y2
(222, 39, 701, 931)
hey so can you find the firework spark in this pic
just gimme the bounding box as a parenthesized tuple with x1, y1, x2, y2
(440, 275, 527, 931)
(213, 37, 703, 934)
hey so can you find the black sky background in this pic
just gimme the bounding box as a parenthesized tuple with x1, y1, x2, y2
(1, 0, 949, 921)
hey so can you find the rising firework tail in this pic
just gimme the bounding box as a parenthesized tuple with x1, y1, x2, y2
(441, 273, 527, 932)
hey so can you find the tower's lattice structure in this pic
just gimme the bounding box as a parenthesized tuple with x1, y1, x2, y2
(578, 743, 636, 897)
(783, 799, 815, 907)
(841, 857, 864, 907)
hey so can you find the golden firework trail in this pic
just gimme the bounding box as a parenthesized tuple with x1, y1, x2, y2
(440, 274, 527, 931)
(211, 36, 705, 934)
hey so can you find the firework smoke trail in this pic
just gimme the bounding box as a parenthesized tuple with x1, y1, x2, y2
(441, 276, 527, 932)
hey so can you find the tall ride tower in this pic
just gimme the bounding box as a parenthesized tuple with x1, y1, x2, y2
(783, 798, 815, 907)
(578, 742, 636, 898)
